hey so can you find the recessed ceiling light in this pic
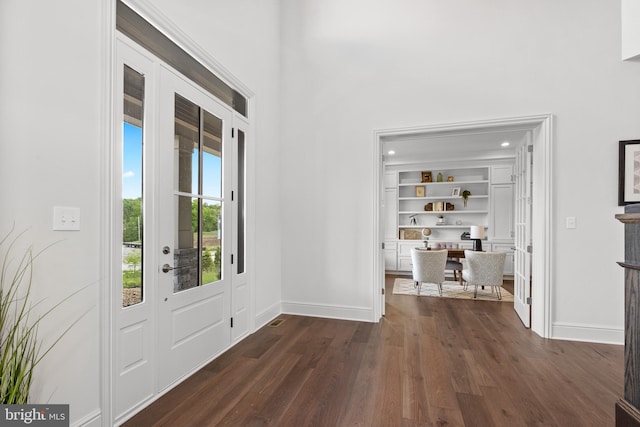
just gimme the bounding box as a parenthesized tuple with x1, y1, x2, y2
(388, 150, 395, 155)
(501, 141, 510, 147)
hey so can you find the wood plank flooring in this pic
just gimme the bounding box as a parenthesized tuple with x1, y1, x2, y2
(123, 274, 623, 426)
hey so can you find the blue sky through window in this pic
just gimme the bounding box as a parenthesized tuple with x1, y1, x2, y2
(123, 122, 222, 199)
(123, 122, 142, 199)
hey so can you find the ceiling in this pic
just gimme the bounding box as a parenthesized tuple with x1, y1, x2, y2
(382, 128, 530, 165)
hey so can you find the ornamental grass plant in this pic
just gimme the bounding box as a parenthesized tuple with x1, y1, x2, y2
(0, 229, 86, 404)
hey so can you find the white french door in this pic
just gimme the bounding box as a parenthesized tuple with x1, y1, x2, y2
(156, 67, 232, 390)
(113, 37, 245, 422)
(513, 142, 532, 327)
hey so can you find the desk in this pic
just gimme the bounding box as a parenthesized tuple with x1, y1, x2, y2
(425, 247, 467, 258)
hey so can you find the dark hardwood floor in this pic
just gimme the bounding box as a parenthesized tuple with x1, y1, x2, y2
(123, 274, 623, 426)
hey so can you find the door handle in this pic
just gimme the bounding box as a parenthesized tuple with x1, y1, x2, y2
(162, 264, 185, 273)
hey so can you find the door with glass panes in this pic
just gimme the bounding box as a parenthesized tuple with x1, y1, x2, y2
(156, 66, 232, 390)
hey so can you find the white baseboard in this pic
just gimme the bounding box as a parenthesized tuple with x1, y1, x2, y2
(281, 301, 374, 322)
(74, 409, 101, 427)
(255, 301, 281, 329)
(551, 322, 624, 345)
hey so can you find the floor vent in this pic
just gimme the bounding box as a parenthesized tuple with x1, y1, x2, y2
(269, 318, 284, 327)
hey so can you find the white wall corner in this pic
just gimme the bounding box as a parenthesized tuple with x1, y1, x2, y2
(255, 301, 282, 330)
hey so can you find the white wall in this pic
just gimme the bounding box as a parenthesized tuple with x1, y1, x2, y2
(0, 0, 282, 425)
(0, 1, 103, 424)
(279, 0, 640, 342)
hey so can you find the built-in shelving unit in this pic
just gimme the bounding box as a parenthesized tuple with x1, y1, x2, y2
(384, 163, 515, 274)
(397, 167, 489, 230)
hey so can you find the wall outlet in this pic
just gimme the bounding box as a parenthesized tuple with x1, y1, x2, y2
(53, 206, 80, 231)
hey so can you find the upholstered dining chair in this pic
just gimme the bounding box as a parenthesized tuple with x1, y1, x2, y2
(462, 250, 506, 299)
(411, 248, 447, 296)
(431, 242, 463, 285)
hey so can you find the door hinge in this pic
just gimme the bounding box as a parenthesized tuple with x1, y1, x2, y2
(527, 145, 533, 153)
(382, 288, 385, 295)
(232, 128, 235, 138)
(231, 190, 234, 201)
(231, 254, 234, 264)
(382, 242, 385, 250)
(526, 297, 532, 305)
(230, 317, 234, 328)
(527, 245, 533, 253)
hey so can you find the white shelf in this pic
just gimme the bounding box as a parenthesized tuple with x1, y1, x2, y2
(399, 225, 485, 229)
(398, 179, 488, 187)
(400, 210, 488, 215)
(398, 195, 488, 201)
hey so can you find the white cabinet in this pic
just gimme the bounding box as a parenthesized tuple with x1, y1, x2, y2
(384, 241, 397, 271)
(490, 184, 514, 240)
(397, 167, 489, 231)
(491, 165, 513, 184)
(384, 187, 398, 241)
(384, 171, 397, 189)
(491, 243, 514, 275)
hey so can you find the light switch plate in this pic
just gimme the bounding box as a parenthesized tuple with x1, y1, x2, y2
(53, 206, 80, 231)
(565, 216, 576, 229)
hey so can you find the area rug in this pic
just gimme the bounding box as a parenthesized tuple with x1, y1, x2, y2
(392, 278, 514, 302)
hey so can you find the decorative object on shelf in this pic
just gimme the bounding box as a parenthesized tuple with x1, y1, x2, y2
(404, 229, 422, 239)
(451, 187, 460, 197)
(447, 176, 454, 182)
(437, 172, 443, 182)
(434, 202, 444, 212)
(461, 190, 471, 207)
(421, 228, 431, 247)
(445, 202, 455, 211)
(618, 140, 640, 205)
(415, 186, 425, 197)
(437, 215, 446, 225)
(470, 225, 485, 251)
(421, 171, 432, 183)
(424, 203, 433, 211)
(409, 215, 417, 225)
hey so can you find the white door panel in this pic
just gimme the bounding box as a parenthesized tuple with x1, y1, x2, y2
(513, 143, 532, 327)
(157, 67, 232, 390)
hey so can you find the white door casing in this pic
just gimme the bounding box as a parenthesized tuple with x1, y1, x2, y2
(373, 115, 553, 337)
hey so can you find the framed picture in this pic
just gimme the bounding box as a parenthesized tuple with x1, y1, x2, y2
(451, 187, 461, 197)
(421, 171, 432, 183)
(619, 140, 640, 205)
(415, 186, 425, 197)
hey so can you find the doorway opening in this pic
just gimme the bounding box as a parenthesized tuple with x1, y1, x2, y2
(372, 115, 553, 338)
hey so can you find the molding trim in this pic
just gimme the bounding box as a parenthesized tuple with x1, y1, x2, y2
(100, 1, 116, 426)
(551, 321, 624, 345)
(73, 409, 102, 427)
(121, 0, 254, 99)
(281, 301, 374, 323)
